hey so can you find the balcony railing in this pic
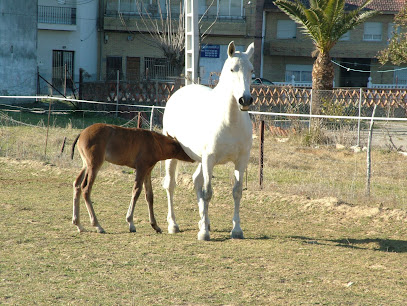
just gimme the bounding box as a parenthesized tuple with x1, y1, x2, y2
(38, 5, 76, 25)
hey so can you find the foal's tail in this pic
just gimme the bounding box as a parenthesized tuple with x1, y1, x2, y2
(71, 134, 80, 160)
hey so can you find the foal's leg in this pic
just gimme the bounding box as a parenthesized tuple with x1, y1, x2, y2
(163, 158, 180, 234)
(72, 167, 86, 232)
(144, 170, 162, 233)
(197, 155, 214, 241)
(230, 162, 246, 239)
(81, 166, 105, 233)
(126, 169, 145, 233)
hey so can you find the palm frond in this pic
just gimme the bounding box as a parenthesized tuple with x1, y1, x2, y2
(274, 0, 378, 53)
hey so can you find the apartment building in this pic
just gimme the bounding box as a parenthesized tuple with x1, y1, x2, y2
(0, 1, 38, 96)
(101, 0, 256, 84)
(259, 0, 407, 87)
(37, 0, 99, 94)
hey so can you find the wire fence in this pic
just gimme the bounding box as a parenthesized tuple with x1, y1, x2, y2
(1, 94, 407, 208)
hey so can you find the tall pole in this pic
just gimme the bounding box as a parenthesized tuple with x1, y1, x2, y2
(259, 120, 265, 188)
(185, 0, 198, 85)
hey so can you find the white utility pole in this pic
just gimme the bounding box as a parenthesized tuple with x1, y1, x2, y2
(185, 0, 198, 85)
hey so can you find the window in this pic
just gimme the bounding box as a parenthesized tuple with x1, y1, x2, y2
(285, 64, 312, 83)
(363, 22, 382, 41)
(106, 56, 122, 80)
(218, 0, 242, 17)
(339, 31, 350, 41)
(145, 57, 176, 80)
(277, 20, 296, 39)
(394, 69, 407, 85)
(52, 50, 74, 89)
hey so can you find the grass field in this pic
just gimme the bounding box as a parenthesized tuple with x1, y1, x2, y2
(1, 109, 407, 304)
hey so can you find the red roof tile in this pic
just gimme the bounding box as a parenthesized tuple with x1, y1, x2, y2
(345, 0, 406, 12)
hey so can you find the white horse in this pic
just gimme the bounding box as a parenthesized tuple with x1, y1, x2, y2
(163, 41, 254, 241)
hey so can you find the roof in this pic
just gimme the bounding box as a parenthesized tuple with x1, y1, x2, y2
(346, 0, 405, 11)
(264, 0, 406, 13)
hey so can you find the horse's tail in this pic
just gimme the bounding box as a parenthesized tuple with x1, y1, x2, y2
(71, 134, 80, 160)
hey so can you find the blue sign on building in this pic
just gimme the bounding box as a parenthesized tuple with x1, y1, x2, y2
(201, 45, 220, 58)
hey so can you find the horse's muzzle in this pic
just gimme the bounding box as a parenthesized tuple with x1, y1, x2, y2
(239, 95, 253, 111)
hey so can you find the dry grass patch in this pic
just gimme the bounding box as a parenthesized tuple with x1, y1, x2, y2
(1, 155, 407, 304)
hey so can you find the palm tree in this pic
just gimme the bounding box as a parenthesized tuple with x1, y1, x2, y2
(274, 0, 377, 114)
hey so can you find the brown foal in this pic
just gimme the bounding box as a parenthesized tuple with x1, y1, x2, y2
(71, 123, 194, 234)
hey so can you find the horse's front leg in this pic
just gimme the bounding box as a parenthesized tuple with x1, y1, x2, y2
(231, 164, 245, 239)
(192, 163, 210, 232)
(163, 158, 180, 234)
(126, 169, 145, 233)
(197, 155, 214, 241)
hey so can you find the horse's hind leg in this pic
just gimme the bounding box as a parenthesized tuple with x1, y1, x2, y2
(144, 170, 162, 233)
(81, 166, 105, 233)
(72, 167, 86, 232)
(163, 158, 180, 234)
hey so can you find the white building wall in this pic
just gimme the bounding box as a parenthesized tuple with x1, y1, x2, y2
(37, 0, 98, 94)
(0, 0, 38, 97)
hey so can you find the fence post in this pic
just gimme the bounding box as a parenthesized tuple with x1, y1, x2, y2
(44, 100, 53, 157)
(259, 120, 265, 189)
(116, 69, 119, 117)
(357, 87, 362, 147)
(64, 64, 67, 97)
(150, 106, 155, 130)
(137, 112, 141, 129)
(366, 104, 377, 196)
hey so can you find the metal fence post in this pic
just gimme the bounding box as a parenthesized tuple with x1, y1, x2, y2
(366, 104, 377, 197)
(357, 87, 362, 147)
(309, 89, 313, 132)
(259, 120, 265, 188)
(150, 106, 155, 130)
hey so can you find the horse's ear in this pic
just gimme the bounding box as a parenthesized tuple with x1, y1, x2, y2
(227, 41, 235, 58)
(245, 42, 254, 60)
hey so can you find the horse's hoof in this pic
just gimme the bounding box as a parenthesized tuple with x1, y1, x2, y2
(76, 225, 85, 233)
(97, 227, 106, 234)
(198, 230, 210, 241)
(231, 230, 244, 239)
(152, 224, 162, 234)
(129, 227, 137, 233)
(168, 224, 180, 234)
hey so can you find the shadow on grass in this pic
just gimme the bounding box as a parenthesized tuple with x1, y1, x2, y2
(289, 236, 407, 253)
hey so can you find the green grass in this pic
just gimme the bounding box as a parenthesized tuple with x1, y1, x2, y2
(1, 112, 407, 304)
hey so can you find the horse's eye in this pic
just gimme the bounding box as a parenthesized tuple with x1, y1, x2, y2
(230, 68, 234, 72)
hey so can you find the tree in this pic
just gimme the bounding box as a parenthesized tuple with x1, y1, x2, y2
(274, 0, 377, 114)
(378, 5, 407, 65)
(119, 0, 185, 77)
(119, 0, 219, 80)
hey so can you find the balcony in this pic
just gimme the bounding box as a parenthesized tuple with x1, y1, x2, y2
(38, 5, 77, 31)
